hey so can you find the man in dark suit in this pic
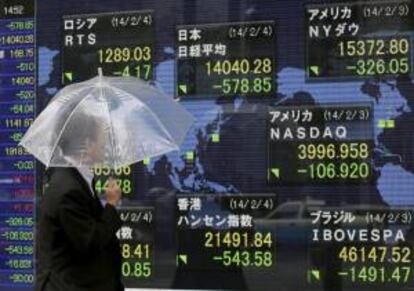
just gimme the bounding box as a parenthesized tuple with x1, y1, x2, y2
(35, 168, 123, 291)
(35, 117, 124, 291)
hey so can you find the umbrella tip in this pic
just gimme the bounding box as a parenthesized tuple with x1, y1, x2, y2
(97, 67, 103, 77)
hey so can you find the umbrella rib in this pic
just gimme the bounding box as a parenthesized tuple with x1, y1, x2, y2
(47, 91, 94, 167)
(138, 138, 148, 160)
(49, 83, 94, 104)
(104, 87, 117, 168)
(109, 86, 149, 161)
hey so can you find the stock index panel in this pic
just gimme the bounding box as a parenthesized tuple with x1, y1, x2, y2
(0, 0, 34, 289)
(176, 21, 276, 98)
(305, 0, 414, 80)
(62, 10, 154, 84)
(31, 0, 414, 290)
(268, 103, 374, 184)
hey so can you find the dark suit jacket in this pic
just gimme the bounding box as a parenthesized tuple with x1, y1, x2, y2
(35, 167, 124, 291)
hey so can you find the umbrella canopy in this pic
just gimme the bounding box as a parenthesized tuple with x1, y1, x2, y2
(19, 72, 194, 168)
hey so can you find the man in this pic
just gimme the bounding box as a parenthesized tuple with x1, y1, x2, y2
(35, 117, 124, 291)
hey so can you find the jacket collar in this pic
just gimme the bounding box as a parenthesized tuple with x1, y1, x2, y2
(68, 167, 96, 198)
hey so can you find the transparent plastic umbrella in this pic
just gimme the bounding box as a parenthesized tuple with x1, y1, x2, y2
(19, 70, 194, 168)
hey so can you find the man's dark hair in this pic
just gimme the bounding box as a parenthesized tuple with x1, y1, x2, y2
(59, 116, 101, 155)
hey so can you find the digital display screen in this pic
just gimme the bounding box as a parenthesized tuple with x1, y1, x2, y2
(61, 10, 154, 84)
(176, 21, 275, 98)
(268, 103, 374, 184)
(0, 0, 34, 289)
(0, 0, 412, 290)
(305, 0, 414, 80)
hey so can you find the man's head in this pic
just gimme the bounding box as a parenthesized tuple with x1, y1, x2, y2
(58, 115, 107, 166)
